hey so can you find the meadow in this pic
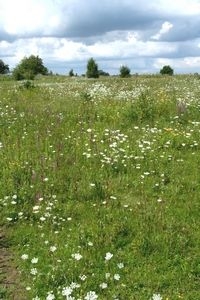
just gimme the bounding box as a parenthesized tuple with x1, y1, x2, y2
(0, 75, 200, 300)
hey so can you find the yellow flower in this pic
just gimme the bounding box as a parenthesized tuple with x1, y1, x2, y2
(164, 127, 173, 132)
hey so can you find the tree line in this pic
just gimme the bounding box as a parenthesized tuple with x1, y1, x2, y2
(0, 55, 174, 80)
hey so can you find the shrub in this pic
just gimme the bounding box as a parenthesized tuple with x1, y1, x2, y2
(98, 70, 110, 76)
(13, 55, 48, 80)
(19, 80, 35, 90)
(119, 65, 131, 78)
(160, 65, 174, 76)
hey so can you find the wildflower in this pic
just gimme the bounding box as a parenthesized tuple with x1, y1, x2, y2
(32, 297, 40, 300)
(105, 252, 113, 261)
(50, 246, 57, 252)
(46, 292, 55, 300)
(71, 253, 82, 260)
(62, 286, 72, 296)
(110, 196, 117, 200)
(114, 274, 120, 280)
(33, 205, 40, 211)
(84, 291, 98, 300)
(79, 274, 87, 281)
(105, 273, 111, 279)
(117, 262, 124, 269)
(99, 282, 107, 289)
(21, 254, 29, 260)
(31, 257, 38, 264)
(70, 282, 80, 289)
(30, 268, 38, 275)
(152, 294, 162, 300)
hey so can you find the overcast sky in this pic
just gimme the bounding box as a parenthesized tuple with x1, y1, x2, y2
(1, 0, 200, 75)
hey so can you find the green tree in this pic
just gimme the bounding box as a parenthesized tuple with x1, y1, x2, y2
(13, 55, 48, 80)
(160, 65, 174, 76)
(69, 69, 74, 77)
(119, 65, 131, 78)
(86, 58, 99, 78)
(98, 70, 110, 76)
(0, 59, 9, 74)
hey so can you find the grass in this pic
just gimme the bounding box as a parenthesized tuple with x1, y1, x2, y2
(0, 75, 200, 299)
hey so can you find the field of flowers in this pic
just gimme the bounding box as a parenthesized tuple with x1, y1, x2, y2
(0, 75, 200, 300)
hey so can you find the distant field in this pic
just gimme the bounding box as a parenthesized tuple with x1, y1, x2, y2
(0, 75, 200, 300)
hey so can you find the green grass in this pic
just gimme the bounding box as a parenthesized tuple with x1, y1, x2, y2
(0, 75, 200, 299)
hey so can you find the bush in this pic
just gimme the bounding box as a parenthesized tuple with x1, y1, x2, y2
(13, 55, 48, 80)
(98, 70, 110, 76)
(119, 65, 131, 78)
(19, 80, 35, 90)
(160, 65, 174, 76)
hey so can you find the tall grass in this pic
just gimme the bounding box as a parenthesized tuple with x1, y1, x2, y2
(0, 76, 200, 300)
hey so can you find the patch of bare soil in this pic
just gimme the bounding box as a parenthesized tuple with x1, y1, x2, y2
(0, 230, 26, 300)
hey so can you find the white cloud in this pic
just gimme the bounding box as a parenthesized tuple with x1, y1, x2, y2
(156, 0, 200, 15)
(1, 0, 200, 74)
(151, 21, 173, 40)
(183, 57, 200, 67)
(0, 33, 177, 73)
(0, 0, 61, 37)
(154, 56, 200, 72)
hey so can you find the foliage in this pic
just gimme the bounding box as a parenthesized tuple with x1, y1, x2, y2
(68, 69, 74, 77)
(19, 80, 35, 90)
(0, 75, 200, 299)
(86, 57, 99, 78)
(12, 55, 48, 80)
(160, 65, 174, 75)
(0, 59, 9, 74)
(119, 65, 131, 78)
(98, 70, 110, 76)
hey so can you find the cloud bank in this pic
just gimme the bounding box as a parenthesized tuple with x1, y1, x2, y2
(1, 0, 200, 74)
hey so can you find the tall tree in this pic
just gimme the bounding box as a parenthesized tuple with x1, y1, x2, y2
(69, 69, 74, 77)
(0, 59, 9, 74)
(86, 58, 99, 78)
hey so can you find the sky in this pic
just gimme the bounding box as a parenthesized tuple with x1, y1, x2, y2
(1, 0, 200, 75)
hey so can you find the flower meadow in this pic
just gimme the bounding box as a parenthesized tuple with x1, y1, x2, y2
(0, 75, 200, 299)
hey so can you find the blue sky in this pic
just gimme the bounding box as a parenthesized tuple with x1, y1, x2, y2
(1, 0, 200, 74)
